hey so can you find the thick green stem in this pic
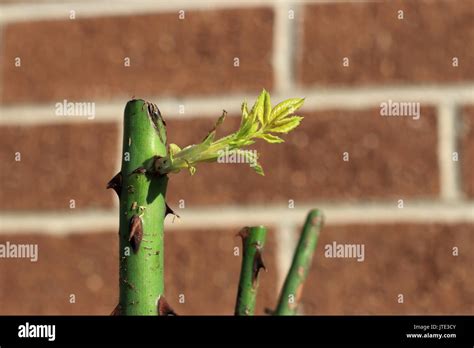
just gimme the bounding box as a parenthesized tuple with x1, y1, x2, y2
(118, 99, 168, 315)
(234, 226, 267, 315)
(275, 209, 324, 315)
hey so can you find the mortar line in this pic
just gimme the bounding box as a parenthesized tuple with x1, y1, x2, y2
(437, 102, 462, 201)
(275, 221, 298, 299)
(1, 84, 473, 125)
(0, 23, 4, 105)
(272, 1, 293, 93)
(1, 201, 473, 234)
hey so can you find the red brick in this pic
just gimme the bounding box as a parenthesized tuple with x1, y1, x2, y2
(461, 107, 474, 197)
(298, 0, 474, 86)
(301, 224, 473, 314)
(0, 228, 278, 315)
(0, 233, 118, 315)
(0, 123, 119, 210)
(1, 9, 274, 104)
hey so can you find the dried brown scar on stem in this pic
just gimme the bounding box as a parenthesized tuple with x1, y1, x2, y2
(149, 103, 166, 126)
(157, 296, 177, 316)
(143, 101, 166, 143)
(110, 304, 121, 316)
(129, 215, 143, 253)
(237, 226, 250, 241)
(106, 172, 122, 197)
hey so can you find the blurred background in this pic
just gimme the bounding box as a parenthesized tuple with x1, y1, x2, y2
(0, 0, 473, 315)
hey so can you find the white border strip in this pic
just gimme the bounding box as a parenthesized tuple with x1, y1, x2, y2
(0, 1, 266, 24)
(0, 0, 378, 24)
(1, 84, 473, 125)
(1, 201, 473, 234)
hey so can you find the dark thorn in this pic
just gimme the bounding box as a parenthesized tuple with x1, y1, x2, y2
(129, 215, 143, 253)
(252, 248, 266, 287)
(110, 304, 121, 316)
(106, 172, 122, 197)
(165, 203, 180, 219)
(130, 167, 146, 176)
(157, 296, 177, 316)
(237, 227, 250, 243)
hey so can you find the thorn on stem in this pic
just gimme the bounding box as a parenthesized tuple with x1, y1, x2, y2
(110, 304, 121, 316)
(237, 227, 250, 242)
(129, 215, 143, 253)
(157, 296, 177, 316)
(106, 172, 122, 197)
(252, 248, 266, 287)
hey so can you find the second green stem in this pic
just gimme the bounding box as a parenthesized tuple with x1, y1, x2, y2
(234, 226, 267, 315)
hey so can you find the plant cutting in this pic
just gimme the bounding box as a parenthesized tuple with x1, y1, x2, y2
(107, 90, 319, 315)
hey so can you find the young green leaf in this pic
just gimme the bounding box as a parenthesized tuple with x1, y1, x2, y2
(270, 98, 305, 122)
(169, 143, 181, 157)
(156, 90, 304, 176)
(257, 133, 284, 144)
(251, 91, 266, 126)
(240, 101, 249, 128)
(251, 163, 264, 176)
(263, 90, 272, 124)
(269, 116, 304, 133)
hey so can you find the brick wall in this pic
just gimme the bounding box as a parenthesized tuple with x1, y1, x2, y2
(0, 0, 473, 315)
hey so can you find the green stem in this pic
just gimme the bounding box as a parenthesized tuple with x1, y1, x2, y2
(234, 226, 267, 315)
(275, 209, 324, 315)
(117, 99, 168, 315)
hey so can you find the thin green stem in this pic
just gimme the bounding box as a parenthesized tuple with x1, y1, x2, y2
(117, 99, 168, 315)
(275, 209, 324, 315)
(234, 226, 267, 316)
